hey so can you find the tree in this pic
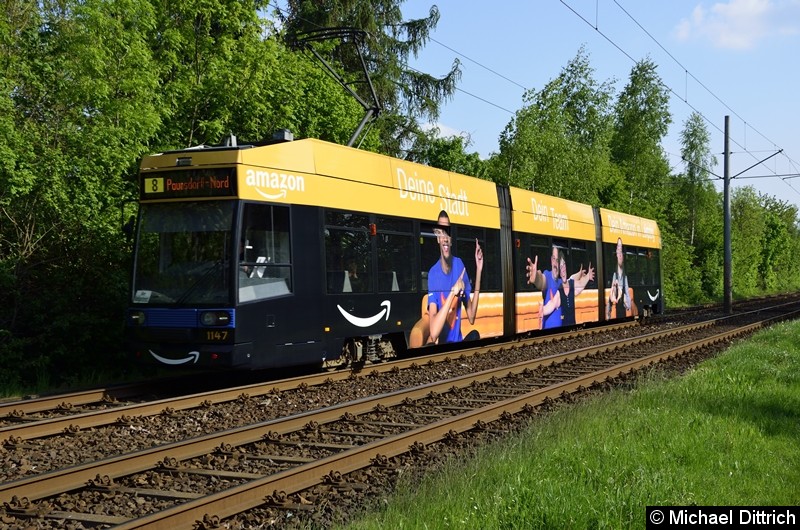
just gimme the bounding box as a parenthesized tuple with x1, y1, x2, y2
(279, 1, 461, 155)
(676, 112, 719, 246)
(666, 111, 723, 301)
(149, 1, 369, 150)
(730, 186, 765, 296)
(1, 0, 163, 388)
(488, 46, 618, 204)
(610, 58, 672, 219)
(149, 0, 272, 148)
(405, 129, 485, 177)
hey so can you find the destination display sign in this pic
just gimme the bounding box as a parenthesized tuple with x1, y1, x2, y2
(140, 168, 236, 199)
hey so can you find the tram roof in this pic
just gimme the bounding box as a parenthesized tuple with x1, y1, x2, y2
(140, 137, 660, 246)
(141, 137, 502, 228)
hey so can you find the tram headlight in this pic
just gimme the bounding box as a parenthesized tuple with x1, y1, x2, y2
(200, 311, 230, 326)
(129, 311, 146, 325)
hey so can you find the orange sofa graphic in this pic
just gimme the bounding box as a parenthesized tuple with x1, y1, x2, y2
(409, 289, 613, 348)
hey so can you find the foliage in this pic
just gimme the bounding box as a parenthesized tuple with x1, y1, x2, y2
(758, 195, 799, 292)
(1, 0, 161, 389)
(730, 186, 766, 297)
(609, 58, 672, 220)
(148, 0, 269, 147)
(489, 46, 618, 205)
(675, 113, 719, 244)
(279, 0, 461, 155)
(665, 112, 723, 300)
(405, 129, 486, 177)
(149, 0, 366, 150)
(660, 229, 705, 306)
(2, 1, 800, 393)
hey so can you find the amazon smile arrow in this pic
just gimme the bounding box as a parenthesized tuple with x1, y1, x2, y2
(337, 300, 392, 327)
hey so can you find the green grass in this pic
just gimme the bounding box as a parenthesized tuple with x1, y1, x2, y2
(342, 320, 800, 529)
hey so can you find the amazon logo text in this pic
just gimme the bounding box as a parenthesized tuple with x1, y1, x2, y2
(245, 169, 305, 200)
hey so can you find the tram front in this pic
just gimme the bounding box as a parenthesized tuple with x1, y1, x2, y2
(127, 197, 244, 367)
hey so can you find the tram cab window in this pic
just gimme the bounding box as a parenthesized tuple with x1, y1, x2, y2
(132, 202, 235, 305)
(238, 204, 292, 302)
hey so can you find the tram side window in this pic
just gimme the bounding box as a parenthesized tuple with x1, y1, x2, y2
(551, 238, 569, 284)
(238, 204, 292, 302)
(377, 216, 416, 293)
(607, 243, 640, 289)
(456, 226, 501, 292)
(516, 235, 551, 290)
(641, 249, 652, 285)
(647, 249, 660, 285)
(638, 249, 650, 286)
(568, 241, 595, 289)
(419, 222, 439, 292)
(325, 211, 373, 293)
(627, 247, 642, 287)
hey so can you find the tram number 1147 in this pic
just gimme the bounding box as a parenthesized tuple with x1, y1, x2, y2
(206, 331, 229, 341)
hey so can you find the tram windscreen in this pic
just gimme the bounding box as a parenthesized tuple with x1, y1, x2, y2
(132, 201, 235, 305)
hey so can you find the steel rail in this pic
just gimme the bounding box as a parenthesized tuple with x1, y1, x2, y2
(0, 375, 216, 417)
(0, 310, 775, 504)
(0, 389, 118, 418)
(115, 309, 800, 530)
(0, 321, 639, 441)
(2, 292, 795, 422)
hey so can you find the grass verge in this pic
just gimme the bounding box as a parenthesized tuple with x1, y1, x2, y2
(342, 320, 800, 529)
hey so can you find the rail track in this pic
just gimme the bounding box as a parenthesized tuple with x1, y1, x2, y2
(0, 292, 782, 421)
(0, 322, 647, 446)
(0, 371, 273, 429)
(0, 301, 779, 450)
(0, 293, 786, 435)
(2, 299, 798, 529)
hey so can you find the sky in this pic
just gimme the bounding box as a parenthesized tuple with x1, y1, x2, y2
(400, 0, 800, 209)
